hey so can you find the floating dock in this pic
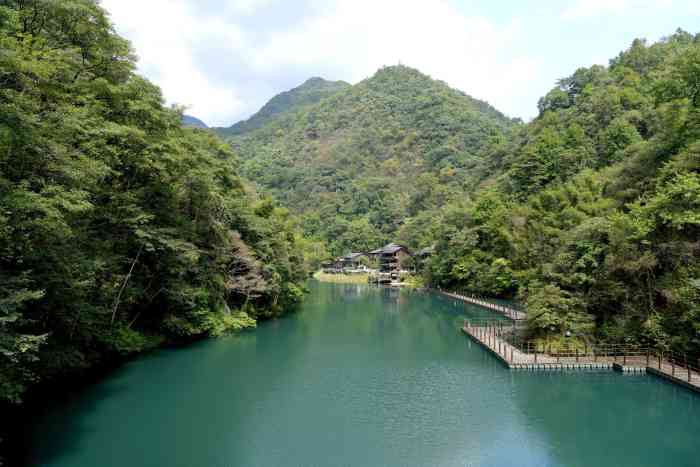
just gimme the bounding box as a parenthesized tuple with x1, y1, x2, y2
(440, 291, 526, 321)
(462, 321, 700, 393)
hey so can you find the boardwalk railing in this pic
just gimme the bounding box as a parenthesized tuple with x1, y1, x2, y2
(649, 350, 700, 385)
(463, 320, 700, 390)
(440, 290, 526, 321)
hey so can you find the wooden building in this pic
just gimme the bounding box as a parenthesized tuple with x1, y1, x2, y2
(339, 252, 368, 271)
(377, 243, 411, 274)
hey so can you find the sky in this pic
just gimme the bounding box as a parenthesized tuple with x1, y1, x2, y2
(100, 0, 700, 127)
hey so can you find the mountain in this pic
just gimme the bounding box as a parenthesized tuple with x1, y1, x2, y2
(215, 77, 350, 137)
(182, 114, 208, 128)
(224, 65, 517, 254)
(425, 31, 700, 352)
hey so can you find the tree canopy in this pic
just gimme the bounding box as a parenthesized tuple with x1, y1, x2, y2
(0, 0, 310, 407)
(225, 65, 517, 256)
(424, 30, 700, 353)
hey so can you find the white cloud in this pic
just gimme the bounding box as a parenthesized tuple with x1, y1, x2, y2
(251, 0, 539, 118)
(561, 0, 673, 19)
(101, 0, 249, 125)
(100, 0, 539, 125)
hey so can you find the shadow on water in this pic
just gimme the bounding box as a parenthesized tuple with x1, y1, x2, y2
(18, 358, 148, 466)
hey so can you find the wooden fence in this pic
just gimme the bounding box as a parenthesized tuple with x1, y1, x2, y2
(463, 319, 700, 391)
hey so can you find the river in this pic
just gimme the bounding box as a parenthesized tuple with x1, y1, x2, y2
(25, 282, 700, 466)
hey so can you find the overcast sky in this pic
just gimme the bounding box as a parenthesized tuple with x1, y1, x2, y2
(100, 0, 699, 127)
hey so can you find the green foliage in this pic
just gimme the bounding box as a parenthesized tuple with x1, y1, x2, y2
(425, 30, 700, 353)
(0, 0, 309, 405)
(215, 77, 350, 137)
(526, 284, 594, 337)
(225, 65, 517, 257)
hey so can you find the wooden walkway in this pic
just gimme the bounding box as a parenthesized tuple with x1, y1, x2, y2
(462, 321, 700, 393)
(440, 291, 526, 321)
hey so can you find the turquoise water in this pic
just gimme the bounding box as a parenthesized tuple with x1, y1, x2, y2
(27, 283, 700, 466)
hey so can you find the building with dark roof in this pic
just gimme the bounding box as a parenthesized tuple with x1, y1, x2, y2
(339, 252, 368, 270)
(376, 243, 411, 274)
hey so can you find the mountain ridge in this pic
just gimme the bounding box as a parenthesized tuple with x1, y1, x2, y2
(182, 114, 208, 128)
(223, 64, 517, 254)
(214, 77, 350, 137)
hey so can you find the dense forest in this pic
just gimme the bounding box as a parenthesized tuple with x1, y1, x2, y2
(225, 66, 516, 256)
(0, 0, 311, 438)
(2, 0, 700, 462)
(226, 32, 699, 354)
(425, 30, 700, 352)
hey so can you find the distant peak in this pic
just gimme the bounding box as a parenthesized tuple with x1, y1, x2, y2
(298, 76, 349, 89)
(182, 114, 208, 129)
(303, 77, 327, 84)
(365, 64, 433, 84)
(376, 64, 423, 75)
(214, 77, 350, 136)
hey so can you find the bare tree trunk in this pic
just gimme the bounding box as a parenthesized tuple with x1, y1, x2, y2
(111, 245, 144, 327)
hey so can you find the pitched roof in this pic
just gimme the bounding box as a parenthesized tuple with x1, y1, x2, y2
(342, 252, 366, 260)
(378, 242, 410, 254)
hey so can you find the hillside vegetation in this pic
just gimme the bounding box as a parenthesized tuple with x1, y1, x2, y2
(182, 114, 208, 128)
(0, 0, 310, 409)
(226, 66, 516, 257)
(223, 31, 700, 355)
(214, 77, 350, 137)
(424, 31, 700, 352)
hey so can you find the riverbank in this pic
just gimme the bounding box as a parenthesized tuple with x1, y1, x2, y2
(314, 271, 426, 289)
(2, 308, 284, 466)
(313, 271, 370, 284)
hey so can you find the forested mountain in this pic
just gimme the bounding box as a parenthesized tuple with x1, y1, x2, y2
(424, 30, 700, 353)
(214, 77, 350, 137)
(0, 0, 311, 419)
(222, 31, 699, 356)
(182, 114, 208, 128)
(225, 66, 516, 255)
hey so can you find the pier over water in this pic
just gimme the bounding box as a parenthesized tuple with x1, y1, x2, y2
(462, 319, 700, 393)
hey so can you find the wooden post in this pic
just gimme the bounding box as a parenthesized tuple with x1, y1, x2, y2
(658, 353, 662, 370)
(576, 348, 579, 363)
(646, 350, 650, 367)
(672, 358, 675, 377)
(623, 353, 627, 365)
(686, 354, 691, 382)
